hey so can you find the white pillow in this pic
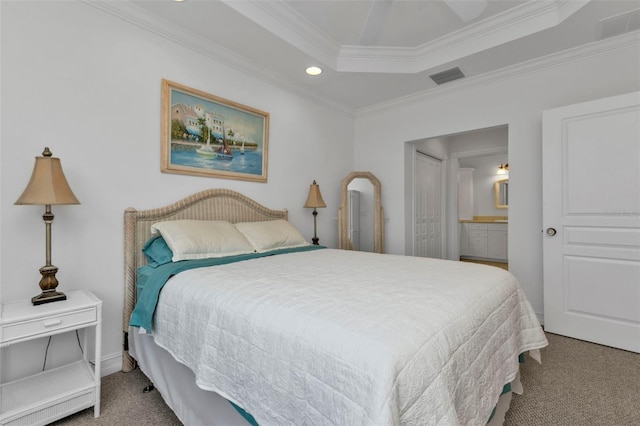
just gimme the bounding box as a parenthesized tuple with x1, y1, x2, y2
(234, 220, 310, 253)
(151, 220, 255, 261)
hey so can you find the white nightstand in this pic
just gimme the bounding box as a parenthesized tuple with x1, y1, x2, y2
(0, 290, 102, 425)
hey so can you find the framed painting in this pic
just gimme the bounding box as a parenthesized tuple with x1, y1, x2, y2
(161, 79, 269, 182)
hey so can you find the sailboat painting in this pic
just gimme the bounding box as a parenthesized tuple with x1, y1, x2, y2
(161, 79, 269, 183)
(195, 124, 233, 160)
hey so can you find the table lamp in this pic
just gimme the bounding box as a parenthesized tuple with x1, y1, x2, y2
(303, 180, 326, 245)
(15, 147, 80, 305)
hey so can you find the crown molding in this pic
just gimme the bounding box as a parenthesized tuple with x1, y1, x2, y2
(356, 30, 640, 115)
(221, 0, 340, 69)
(81, 1, 353, 116)
(337, 0, 591, 73)
(83, 1, 253, 71)
(217, 0, 591, 74)
(80, 1, 636, 116)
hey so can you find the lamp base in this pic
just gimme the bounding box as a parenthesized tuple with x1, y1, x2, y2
(311, 209, 320, 245)
(32, 290, 67, 305)
(33, 264, 65, 305)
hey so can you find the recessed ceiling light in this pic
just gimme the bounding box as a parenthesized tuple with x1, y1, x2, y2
(306, 66, 322, 76)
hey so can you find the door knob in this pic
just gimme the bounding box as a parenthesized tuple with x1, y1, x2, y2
(546, 227, 557, 236)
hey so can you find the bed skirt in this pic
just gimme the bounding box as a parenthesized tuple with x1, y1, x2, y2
(129, 327, 523, 426)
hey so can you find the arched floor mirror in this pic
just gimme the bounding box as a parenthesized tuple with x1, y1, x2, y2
(338, 171, 384, 253)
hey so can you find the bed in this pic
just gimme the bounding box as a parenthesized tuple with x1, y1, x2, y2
(122, 188, 548, 426)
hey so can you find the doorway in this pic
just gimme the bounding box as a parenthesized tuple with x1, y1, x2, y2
(404, 125, 508, 260)
(456, 149, 509, 268)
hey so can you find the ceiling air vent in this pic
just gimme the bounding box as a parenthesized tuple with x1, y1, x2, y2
(429, 67, 465, 85)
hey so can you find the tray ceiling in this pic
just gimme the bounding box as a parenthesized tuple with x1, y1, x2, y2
(97, 0, 640, 111)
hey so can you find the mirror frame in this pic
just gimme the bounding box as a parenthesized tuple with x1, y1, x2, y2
(338, 171, 384, 253)
(494, 178, 509, 209)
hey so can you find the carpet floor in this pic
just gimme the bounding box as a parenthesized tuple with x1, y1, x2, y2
(52, 332, 640, 425)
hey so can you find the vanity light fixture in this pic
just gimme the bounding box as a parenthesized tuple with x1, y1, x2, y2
(15, 147, 80, 305)
(497, 164, 509, 175)
(304, 180, 326, 245)
(305, 66, 322, 76)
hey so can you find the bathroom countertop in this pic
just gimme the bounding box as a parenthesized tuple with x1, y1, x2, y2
(459, 216, 508, 223)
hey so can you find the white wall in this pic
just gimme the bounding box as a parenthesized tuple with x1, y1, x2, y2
(354, 38, 640, 319)
(447, 126, 508, 154)
(459, 154, 509, 216)
(0, 2, 353, 377)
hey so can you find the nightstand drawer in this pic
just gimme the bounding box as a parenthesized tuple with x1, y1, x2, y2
(2, 307, 96, 344)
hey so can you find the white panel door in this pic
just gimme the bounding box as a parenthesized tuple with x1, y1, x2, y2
(543, 91, 640, 352)
(415, 152, 442, 258)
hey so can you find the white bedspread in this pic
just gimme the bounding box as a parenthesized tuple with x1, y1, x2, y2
(151, 249, 547, 426)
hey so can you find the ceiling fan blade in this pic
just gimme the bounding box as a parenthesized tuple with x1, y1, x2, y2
(444, 0, 487, 22)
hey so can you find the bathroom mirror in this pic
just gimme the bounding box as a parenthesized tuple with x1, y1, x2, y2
(494, 179, 509, 209)
(338, 171, 384, 253)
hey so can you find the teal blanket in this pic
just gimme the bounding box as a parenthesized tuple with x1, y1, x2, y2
(130, 245, 325, 332)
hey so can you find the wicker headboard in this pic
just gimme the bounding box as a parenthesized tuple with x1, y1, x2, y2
(122, 188, 288, 371)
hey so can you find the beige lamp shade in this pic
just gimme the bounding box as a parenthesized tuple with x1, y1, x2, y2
(304, 180, 326, 209)
(15, 147, 80, 206)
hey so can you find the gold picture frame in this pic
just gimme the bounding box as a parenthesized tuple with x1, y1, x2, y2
(161, 79, 269, 182)
(494, 178, 508, 209)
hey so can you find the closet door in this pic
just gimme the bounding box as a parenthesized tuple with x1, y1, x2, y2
(415, 152, 443, 258)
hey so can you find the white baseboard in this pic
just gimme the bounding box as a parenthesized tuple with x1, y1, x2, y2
(100, 351, 123, 377)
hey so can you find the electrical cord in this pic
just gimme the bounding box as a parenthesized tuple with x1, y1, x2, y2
(75, 330, 84, 355)
(42, 336, 52, 371)
(41, 330, 88, 371)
